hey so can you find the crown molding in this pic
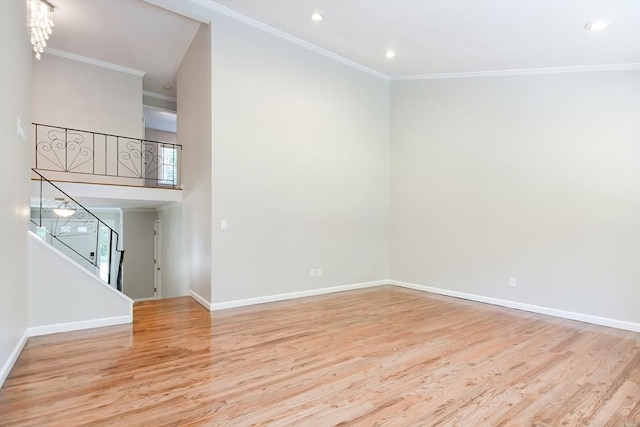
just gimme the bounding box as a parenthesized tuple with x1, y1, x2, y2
(392, 63, 640, 81)
(44, 48, 146, 77)
(143, 0, 212, 24)
(143, 90, 177, 102)
(174, 0, 389, 80)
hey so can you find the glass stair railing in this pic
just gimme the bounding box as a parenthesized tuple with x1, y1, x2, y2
(31, 169, 125, 292)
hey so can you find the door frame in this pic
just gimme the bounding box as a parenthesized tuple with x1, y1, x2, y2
(154, 219, 162, 299)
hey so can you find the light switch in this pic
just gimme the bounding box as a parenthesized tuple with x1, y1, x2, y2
(220, 220, 228, 230)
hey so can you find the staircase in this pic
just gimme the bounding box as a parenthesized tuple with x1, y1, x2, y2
(31, 169, 125, 292)
(26, 123, 183, 333)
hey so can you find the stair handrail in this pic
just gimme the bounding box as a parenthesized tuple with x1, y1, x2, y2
(31, 168, 125, 291)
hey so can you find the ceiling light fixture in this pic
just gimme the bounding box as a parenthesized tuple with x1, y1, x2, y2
(53, 198, 76, 218)
(310, 12, 324, 22)
(584, 20, 611, 31)
(385, 50, 396, 59)
(29, 0, 55, 60)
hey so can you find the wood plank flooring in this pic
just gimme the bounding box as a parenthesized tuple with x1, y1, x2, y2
(1, 286, 639, 426)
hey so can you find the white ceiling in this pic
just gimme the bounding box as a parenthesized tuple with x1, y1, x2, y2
(46, 0, 200, 97)
(44, 0, 639, 97)
(211, 0, 640, 77)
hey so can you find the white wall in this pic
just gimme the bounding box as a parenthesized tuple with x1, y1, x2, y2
(145, 128, 177, 143)
(390, 71, 640, 324)
(177, 23, 212, 303)
(158, 204, 185, 298)
(28, 233, 132, 331)
(122, 210, 157, 299)
(31, 54, 146, 186)
(0, 0, 32, 386)
(209, 15, 390, 303)
(32, 54, 143, 138)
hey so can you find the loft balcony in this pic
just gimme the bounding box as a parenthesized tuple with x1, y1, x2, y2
(32, 123, 182, 189)
(31, 123, 182, 207)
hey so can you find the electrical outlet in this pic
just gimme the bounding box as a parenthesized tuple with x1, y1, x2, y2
(509, 277, 517, 287)
(316, 268, 322, 277)
(310, 268, 316, 278)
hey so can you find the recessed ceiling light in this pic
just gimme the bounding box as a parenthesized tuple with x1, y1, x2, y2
(163, 84, 173, 91)
(584, 20, 611, 31)
(310, 12, 323, 22)
(385, 50, 395, 59)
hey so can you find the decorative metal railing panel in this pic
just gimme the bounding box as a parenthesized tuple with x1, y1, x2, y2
(34, 123, 182, 188)
(31, 169, 125, 292)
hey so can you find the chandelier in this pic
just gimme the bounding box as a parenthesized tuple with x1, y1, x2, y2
(29, 0, 55, 60)
(53, 198, 76, 218)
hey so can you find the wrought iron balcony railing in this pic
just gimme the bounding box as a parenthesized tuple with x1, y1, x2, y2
(34, 123, 182, 188)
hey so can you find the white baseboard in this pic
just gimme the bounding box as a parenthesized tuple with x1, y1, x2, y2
(0, 331, 29, 388)
(27, 315, 132, 337)
(392, 280, 640, 333)
(189, 290, 213, 310)
(210, 280, 389, 311)
(197, 279, 640, 332)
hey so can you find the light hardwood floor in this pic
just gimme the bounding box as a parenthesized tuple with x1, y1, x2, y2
(1, 286, 639, 426)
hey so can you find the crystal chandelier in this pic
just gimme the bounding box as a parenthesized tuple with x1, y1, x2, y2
(29, 0, 54, 60)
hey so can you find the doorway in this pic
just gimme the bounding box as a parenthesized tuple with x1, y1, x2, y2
(154, 220, 162, 299)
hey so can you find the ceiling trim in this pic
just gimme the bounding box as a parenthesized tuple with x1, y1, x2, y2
(122, 207, 160, 213)
(143, 90, 178, 102)
(144, 0, 212, 24)
(45, 48, 146, 77)
(393, 63, 640, 81)
(143, 104, 177, 114)
(193, 0, 389, 80)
